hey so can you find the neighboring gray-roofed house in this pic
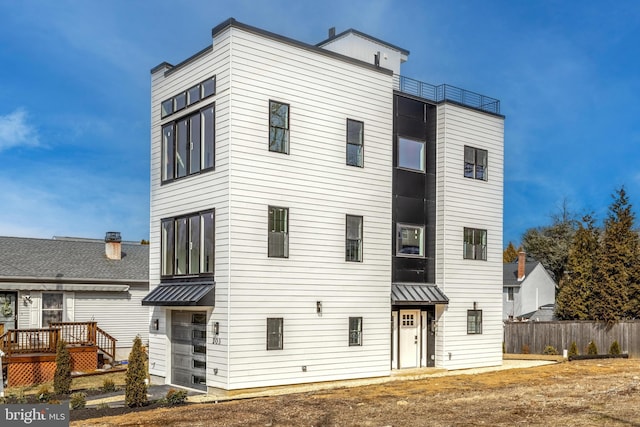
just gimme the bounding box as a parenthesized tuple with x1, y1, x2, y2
(0, 233, 149, 360)
(503, 252, 556, 320)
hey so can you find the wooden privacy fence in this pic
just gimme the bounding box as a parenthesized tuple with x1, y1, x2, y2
(504, 320, 640, 357)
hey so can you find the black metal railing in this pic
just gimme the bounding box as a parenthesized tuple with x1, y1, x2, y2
(393, 75, 500, 114)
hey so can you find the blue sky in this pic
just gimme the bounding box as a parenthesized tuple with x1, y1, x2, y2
(1, 1, 639, 245)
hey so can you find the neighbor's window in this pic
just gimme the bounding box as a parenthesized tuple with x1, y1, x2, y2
(398, 137, 425, 172)
(507, 287, 514, 302)
(42, 293, 63, 326)
(268, 206, 289, 258)
(161, 210, 215, 277)
(267, 318, 283, 350)
(269, 101, 289, 154)
(463, 227, 487, 261)
(397, 224, 424, 256)
(467, 310, 482, 334)
(346, 119, 364, 167)
(464, 146, 488, 181)
(346, 215, 363, 262)
(349, 317, 363, 346)
(162, 105, 215, 182)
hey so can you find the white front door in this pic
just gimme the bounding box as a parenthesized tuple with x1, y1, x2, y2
(399, 310, 420, 368)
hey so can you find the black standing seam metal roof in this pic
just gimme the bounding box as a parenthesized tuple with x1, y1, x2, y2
(391, 283, 449, 305)
(142, 283, 215, 306)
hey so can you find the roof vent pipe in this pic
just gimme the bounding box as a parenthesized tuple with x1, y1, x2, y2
(328, 27, 336, 38)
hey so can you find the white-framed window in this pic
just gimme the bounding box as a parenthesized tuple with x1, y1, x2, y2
(463, 227, 487, 261)
(346, 215, 363, 262)
(268, 206, 289, 258)
(346, 119, 364, 167)
(269, 100, 289, 154)
(349, 317, 363, 346)
(467, 310, 482, 334)
(397, 224, 424, 256)
(267, 318, 283, 350)
(161, 210, 214, 277)
(42, 293, 63, 326)
(397, 136, 425, 172)
(464, 146, 488, 181)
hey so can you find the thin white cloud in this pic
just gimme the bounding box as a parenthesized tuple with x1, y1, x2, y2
(0, 109, 39, 152)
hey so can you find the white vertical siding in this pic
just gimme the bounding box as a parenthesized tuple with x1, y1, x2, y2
(435, 103, 504, 370)
(225, 27, 393, 389)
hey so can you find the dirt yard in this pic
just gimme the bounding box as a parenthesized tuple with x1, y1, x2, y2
(72, 359, 640, 426)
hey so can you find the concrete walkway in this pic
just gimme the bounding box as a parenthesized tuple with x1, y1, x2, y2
(85, 359, 557, 408)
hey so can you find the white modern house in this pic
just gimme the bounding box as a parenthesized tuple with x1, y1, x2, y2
(143, 18, 504, 392)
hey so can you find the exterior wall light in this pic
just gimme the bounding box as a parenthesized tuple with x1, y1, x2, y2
(316, 301, 322, 315)
(153, 319, 159, 331)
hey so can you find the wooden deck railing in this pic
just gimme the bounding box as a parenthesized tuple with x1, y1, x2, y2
(0, 322, 117, 360)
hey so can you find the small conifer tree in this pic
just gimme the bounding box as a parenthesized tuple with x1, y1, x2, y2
(125, 335, 148, 407)
(609, 340, 621, 355)
(568, 341, 579, 357)
(53, 339, 72, 395)
(587, 340, 598, 355)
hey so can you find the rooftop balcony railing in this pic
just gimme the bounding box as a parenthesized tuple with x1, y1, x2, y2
(393, 74, 500, 115)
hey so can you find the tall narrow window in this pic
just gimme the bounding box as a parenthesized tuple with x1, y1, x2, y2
(349, 317, 363, 346)
(42, 293, 63, 326)
(507, 287, 514, 302)
(398, 137, 425, 172)
(189, 114, 201, 174)
(397, 224, 424, 256)
(161, 210, 215, 277)
(201, 106, 215, 170)
(267, 318, 283, 350)
(467, 310, 482, 334)
(346, 119, 364, 167)
(346, 215, 363, 262)
(162, 125, 174, 182)
(464, 146, 488, 181)
(269, 101, 289, 154)
(463, 227, 487, 260)
(176, 119, 188, 178)
(268, 206, 289, 258)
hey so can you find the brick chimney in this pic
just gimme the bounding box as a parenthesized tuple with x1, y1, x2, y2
(517, 251, 526, 281)
(105, 231, 122, 260)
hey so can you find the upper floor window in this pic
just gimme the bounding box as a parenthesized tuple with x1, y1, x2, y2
(268, 206, 289, 258)
(162, 105, 215, 182)
(463, 227, 487, 261)
(398, 136, 425, 172)
(267, 317, 283, 350)
(161, 76, 216, 119)
(349, 317, 363, 346)
(397, 224, 424, 256)
(346, 119, 364, 167)
(161, 210, 214, 277)
(467, 309, 482, 334)
(464, 146, 488, 181)
(346, 215, 363, 262)
(269, 101, 289, 154)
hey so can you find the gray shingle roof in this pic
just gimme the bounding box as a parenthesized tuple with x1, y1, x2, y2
(0, 236, 148, 282)
(503, 260, 540, 287)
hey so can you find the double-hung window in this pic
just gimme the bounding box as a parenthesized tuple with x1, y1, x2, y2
(346, 119, 364, 167)
(269, 101, 289, 154)
(162, 105, 215, 182)
(42, 293, 63, 326)
(349, 317, 363, 346)
(398, 137, 425, 172)
(346, 215, 363, 262)
(267, 318, 283, 350)
(463, 227, 487, 261)
(161, 210, 215, 277)
(467, 310, 482, 334)
(507, 287, 514, 302)
(397, 224, 424, 256)
(464, 146, 488, 181)
(268, 206, 289, 258)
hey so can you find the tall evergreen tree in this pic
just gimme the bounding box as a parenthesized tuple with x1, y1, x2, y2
(125, 335, 148, 407)
(503, 241, 518, 263)
(555, 214, 599, 320)
(592, 187, 640, 323)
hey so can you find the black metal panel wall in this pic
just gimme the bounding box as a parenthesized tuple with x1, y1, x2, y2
(393, 94, 437, 284)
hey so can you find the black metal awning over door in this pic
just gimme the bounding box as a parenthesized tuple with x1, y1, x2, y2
(142, 282, 215, 307)
(391, 283, 448, 305)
